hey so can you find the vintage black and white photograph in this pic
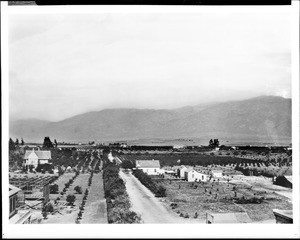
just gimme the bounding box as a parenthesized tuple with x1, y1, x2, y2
(2, 1, 299, 239)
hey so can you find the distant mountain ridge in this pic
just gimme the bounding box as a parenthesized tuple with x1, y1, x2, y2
(9, 96, 291, 143)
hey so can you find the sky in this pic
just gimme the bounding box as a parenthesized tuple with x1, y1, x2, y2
(8, 9, 291, 122)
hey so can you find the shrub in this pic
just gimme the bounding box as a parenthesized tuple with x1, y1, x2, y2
(133, 169, 165, 197)
(66, 194, 76, 206)
(50, 184, 59, 194)
(155, 185, 166, 197)
(103, 161, 141, 224)
(74, 186, 82, 194)
(43, 203, 54, 213)
(184, 213, 189, 218)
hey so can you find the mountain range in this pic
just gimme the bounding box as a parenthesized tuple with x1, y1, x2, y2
(9, 96, 291, 143)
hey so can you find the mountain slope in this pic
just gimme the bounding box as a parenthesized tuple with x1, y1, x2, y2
(9, 96, 291, 143)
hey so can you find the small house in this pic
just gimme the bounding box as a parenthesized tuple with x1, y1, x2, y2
(135, 160, 161, 175)
(177, 165, 188, 178)
(206, 212, 252, 224)
(211, 170, 223, 178)
(184, 169, 201, 182)
(198, 171, 210, 182)
(24, 148, 51, 168)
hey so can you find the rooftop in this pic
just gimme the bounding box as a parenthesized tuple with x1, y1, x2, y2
(136, 160, 160, 168)
(9, 184, 22, 197)
(24, 149, 51, 160)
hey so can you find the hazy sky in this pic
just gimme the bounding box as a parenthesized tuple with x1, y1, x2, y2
(8, 9, 291, 122)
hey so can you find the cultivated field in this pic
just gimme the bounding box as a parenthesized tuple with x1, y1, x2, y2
(154, 175, 292, 222)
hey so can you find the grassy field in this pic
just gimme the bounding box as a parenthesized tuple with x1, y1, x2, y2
(155, 176, 292, 222)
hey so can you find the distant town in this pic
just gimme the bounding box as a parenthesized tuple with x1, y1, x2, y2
(9, 136, 293, 224)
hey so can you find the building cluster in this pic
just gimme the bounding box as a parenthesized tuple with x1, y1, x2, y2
(134, 159, 223, 182)
(178, 165, 223, 182)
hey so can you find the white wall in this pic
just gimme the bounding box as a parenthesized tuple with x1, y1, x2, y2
(140, 168, 160, 175)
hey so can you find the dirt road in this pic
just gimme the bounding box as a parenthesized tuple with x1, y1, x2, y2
(120, 170, 202, 224)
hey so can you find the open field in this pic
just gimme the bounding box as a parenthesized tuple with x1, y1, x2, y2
(154, 175, 292, 222)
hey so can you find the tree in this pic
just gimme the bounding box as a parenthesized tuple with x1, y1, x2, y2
(50, 184, 59, 194)
(213, 139, 219, 147)
(66, 194, 76, 206)
(9, 138, 15, 151)
(121, 160, 134, 169)
(74, 186, 82, 194)
(43, 137, 54, 149)
(54, 139, 58, 148)
(15, 138, 19, 146)
(21, 138, 25, 145)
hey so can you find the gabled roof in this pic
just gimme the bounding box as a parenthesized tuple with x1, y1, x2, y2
(284, 175, 292, 184)
(24, 149, 51, 160)
(207, 212, 251, 223)
(136, 160, 160, 168)
(9, 184, 21, 197)
(273, 209, 293, 219)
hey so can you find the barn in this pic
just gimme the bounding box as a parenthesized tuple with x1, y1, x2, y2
(135, 160, 161, 175)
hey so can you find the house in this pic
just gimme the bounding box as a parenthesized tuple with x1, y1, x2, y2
(198, 171, 210, 182)
(184, 169, 200, 182)
(211, 170, 223, 178)
(135, 160, 161, 175)
(177, 165, 188, 178)
(273, 209, 293, 224)
(206, 212, 252, 224)
(24, 148, 51, 168)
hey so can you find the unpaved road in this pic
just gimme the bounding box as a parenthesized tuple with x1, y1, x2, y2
(120, 170, 203, 224)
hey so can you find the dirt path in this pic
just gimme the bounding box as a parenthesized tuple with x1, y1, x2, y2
(120, 170, 203, 224)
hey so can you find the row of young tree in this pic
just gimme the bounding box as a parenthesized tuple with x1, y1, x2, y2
(132, 169, 166, 197)
(102, 153, 142, 223)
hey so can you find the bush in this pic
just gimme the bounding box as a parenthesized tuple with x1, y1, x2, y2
(103, 161, 141, 224)
(74, 186, 82, 194)
(66, 194, 76, 206)
(133, 169, 165, 197)
(50, 184, 59, 194)
(43, 203, 54, 213)
(155, 185, 166, 197)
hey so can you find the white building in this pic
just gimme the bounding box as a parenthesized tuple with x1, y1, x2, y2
(24, 149, 51, 168)
(136, 160, 161, 175)
(184, 169, 201, 182)
(211, 170, 223, 178)
(184, 168, 210, 182)
(177, 165, 188, 178)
